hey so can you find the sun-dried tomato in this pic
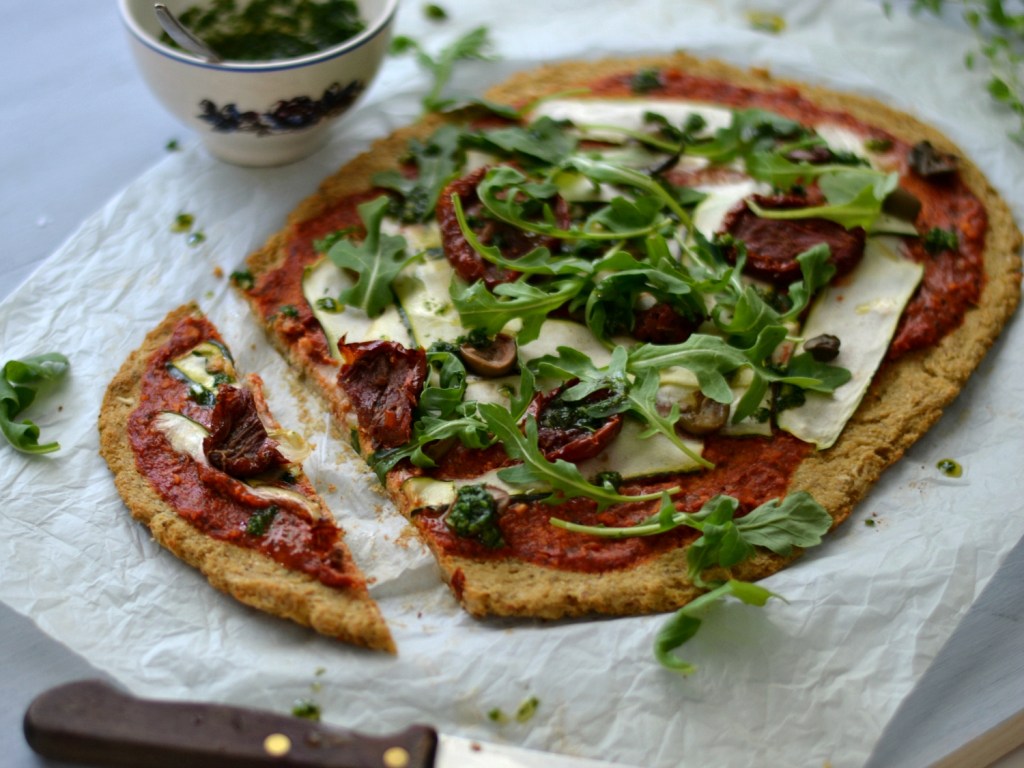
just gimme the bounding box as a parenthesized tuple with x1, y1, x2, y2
(526, 383, 624, 463)
(437, 166, 571, 289)
(633, 302, 699, 344)
(338, 340, 427, 449)
(203, 385, 288, 478)
(720, 194, 866, 286)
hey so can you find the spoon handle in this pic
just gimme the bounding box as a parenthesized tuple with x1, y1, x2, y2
(154, 3, 222, 63)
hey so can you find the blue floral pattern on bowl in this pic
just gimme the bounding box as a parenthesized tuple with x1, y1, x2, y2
(197, 80, 365, 134)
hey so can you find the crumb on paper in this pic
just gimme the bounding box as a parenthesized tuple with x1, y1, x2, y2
(746, 10, 785, 33)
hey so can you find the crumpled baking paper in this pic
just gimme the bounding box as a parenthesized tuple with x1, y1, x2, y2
(2, 2, 1024, 766)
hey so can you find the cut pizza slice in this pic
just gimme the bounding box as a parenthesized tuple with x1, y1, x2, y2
(98, 303, 394, 652)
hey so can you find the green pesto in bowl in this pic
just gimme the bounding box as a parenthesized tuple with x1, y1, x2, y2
(163, 0, 366, 61)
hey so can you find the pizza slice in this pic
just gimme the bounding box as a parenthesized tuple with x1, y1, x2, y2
(99, 303, 394, 652)
(235, 53, 1021, 621)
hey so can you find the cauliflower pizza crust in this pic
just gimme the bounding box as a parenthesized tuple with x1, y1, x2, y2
(232, 52, 1018, 625)
(99, 303, 395, 652)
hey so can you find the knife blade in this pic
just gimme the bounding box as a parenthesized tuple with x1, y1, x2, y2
(24, 679, 629, 768)
(863, 533, 1024, 768)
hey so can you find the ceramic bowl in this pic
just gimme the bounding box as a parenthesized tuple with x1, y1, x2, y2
(118, 0, 398, 166)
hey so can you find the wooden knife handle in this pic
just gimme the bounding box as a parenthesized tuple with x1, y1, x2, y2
(24, 679, 438, 768)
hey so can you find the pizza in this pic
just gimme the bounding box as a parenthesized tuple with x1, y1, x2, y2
(232, 53, 1021, 626)
(98, 303, 395, 652)
(103, 51, 1021, 655)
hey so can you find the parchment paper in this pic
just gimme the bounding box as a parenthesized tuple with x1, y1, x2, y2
(3, 2, 1024, 766)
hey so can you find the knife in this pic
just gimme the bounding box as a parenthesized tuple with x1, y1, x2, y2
(863, 533, 1024, 768)
(24, 679, 629, 768)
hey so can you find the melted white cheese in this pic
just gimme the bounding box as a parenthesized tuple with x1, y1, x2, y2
(777, 236, 924, 448)
(303, 256, 412, 357)
(529, 97, 733, 142)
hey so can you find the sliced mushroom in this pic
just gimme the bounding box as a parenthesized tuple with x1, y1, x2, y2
(676, 392, 730, 436)
(909, 141, 958, 177)
(459, 333, 518, 377)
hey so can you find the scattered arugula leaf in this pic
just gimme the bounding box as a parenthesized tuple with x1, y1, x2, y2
(1, 353, 70, 454)
(291, 699, 321, 721)
(423, 3, 447, 21)
(515, 696, 540, 723)
(654, 579, 780, 673)
(746, 10, 786, 33)
(923, 225, 960, 253)
(245, 506, 278, 537)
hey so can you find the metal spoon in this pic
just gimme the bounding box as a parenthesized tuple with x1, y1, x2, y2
(153, 3, 222, 63)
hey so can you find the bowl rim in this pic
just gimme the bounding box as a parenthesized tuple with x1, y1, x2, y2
(117, 0, 399, 72)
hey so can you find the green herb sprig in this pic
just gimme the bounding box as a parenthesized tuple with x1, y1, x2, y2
(909, 0, 1024, 143)
(390, 26, 495, 112)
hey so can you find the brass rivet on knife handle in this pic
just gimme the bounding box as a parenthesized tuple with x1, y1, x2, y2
(263, 732, 292, 757)
(383, 745, 411, 767)
(24, 679, 440, 768)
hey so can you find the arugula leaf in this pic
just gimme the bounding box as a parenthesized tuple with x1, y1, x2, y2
(747, 169, 899, 230)
(531, 346, 712, 469)
(478, 404, 670, 509)
(419, 343, 469, 418)
(781, 244, 836, 321)
(654, 580, 780, 673)
(550, 487, 832, 590)
(549, 490, 830, 556)
(685, 109, 809, 165)
(562, 154, 693, 225)
(732, 491, 834, 554)
(475, 166, 666, 242)
(372, 124, 464, 223)
(745, 152, 867, 192)
(468, 116, 578, 166)
(325, 196, 414, 317)
(1, 353, 70, 454)
(627, 336, 749, 405)
(450, 277, 582, 345)
(390, 27, 495, 112)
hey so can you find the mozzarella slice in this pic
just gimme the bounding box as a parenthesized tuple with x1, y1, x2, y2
(690, 179, 768, 238)
(777, 237, 924, 449)
(303, 256, 412, 357)
(529, 97, 732, 142)
(154, 412, 209, 463)
(393, 257, 465, 348)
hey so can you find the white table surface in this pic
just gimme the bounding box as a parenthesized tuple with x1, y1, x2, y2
(2, 2, 1022, 767)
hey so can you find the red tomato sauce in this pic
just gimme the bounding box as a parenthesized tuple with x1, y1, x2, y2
(411, 432, 811, 572)
(126, 314, 359, 589)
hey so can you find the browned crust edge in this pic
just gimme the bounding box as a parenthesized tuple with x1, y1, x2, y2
(98, 302, 396, 652)
(241, 53, 1022, 619)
